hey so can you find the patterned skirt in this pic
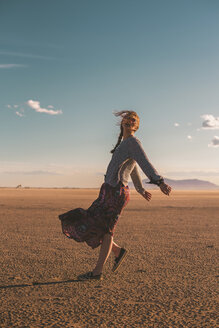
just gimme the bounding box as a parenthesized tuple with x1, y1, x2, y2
(59, 182, 130, 249)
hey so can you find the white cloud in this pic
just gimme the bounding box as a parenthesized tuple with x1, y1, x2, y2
(165, 170, 219, 177)
(0, 161, 86, 176)
(201, 114, 219, 130)
(0, 64, 27, 69)
(15, 111, 24, 117)
(7, 100, 62, 117)
(208, 136, 219, 148)
(7, 104, 19, 109)
(27, 100, 62, 115)
(0, 51, 56, 60)
(4, 170, 62, 176)
(187, 135, 192, 140)
(174, 123, 179, 127)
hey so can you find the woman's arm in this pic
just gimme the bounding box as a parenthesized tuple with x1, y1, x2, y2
(130, 165, 145, 194)
(128, 137, 171, 196)
(130, 165, 152, 201)
(128, 137, 164, 186)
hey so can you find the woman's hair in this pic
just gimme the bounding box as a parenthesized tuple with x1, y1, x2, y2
(111, 125, 123, 154)
(110, 110, 140, 153)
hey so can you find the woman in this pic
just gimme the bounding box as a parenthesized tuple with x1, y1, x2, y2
(59, 111, 171, 281)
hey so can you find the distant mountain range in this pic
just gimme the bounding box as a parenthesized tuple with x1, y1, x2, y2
(129, 178, 219, 190)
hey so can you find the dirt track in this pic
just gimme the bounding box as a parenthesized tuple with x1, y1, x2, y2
(0, 189, 218, 327)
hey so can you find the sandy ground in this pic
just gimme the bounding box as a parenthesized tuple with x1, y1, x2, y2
(0, 188, 218, 328)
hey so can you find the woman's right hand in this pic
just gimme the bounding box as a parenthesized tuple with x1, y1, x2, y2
(159, 182, 171, 196)
(142, 190, 152, 201)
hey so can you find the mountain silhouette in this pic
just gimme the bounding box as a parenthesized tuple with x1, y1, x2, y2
(129, 178, 219, 190)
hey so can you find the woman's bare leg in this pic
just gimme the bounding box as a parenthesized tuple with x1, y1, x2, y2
(92, 233, 113, 275)
(112, 241, 121, 258)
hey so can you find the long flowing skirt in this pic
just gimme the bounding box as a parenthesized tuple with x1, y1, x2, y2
(58, 182, 130, 249)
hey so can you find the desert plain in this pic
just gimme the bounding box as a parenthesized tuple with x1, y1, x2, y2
(0, 188, 218, 328)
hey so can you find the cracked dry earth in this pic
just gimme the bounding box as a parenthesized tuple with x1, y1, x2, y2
(0, 188, 218, 328)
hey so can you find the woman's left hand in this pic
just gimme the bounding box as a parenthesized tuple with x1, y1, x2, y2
(159, 182, 171, 196)
(142, 190, 152, 201)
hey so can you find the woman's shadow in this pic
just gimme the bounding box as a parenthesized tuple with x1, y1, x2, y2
(0, 278, 100, 289)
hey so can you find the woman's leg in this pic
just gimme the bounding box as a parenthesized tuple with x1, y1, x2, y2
(92, 233, 113, 275)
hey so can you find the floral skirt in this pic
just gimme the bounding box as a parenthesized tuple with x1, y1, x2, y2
(59, 182, 130, 249)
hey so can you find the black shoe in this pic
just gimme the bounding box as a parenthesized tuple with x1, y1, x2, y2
(112, 248, 127, 272)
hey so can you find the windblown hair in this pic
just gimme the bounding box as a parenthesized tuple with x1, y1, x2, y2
(113, 110, 138, 118)
(110, 110, 140, 154)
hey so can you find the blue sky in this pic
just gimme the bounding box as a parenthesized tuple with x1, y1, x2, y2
(0, 0, 219, 187)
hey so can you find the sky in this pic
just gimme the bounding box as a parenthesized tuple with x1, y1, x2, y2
(0, 0, 219, 187)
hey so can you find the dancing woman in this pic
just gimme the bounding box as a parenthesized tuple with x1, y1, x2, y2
(59, 111, 171, 280)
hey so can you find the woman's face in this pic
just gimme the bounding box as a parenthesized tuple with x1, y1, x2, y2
(121, 115, 139, 132)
